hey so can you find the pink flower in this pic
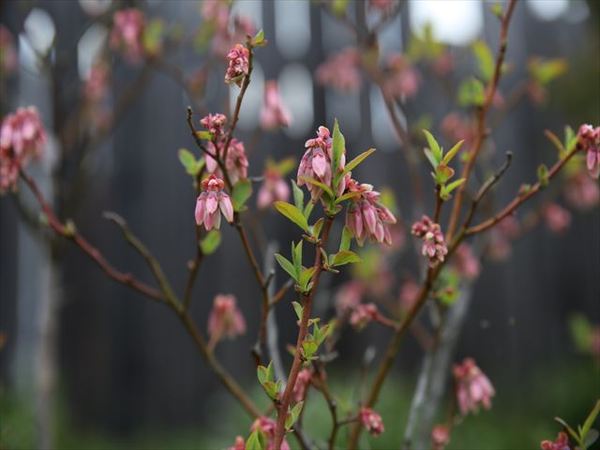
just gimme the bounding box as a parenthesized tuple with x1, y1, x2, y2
(292, 368, 313, 403)
(411, 216, 448, 268)
(335, 280, 365, 317)
(0, 25, 17, 75)
(382, 54, 420, 99)
(297, 126, 348, 201)
(540, 431, 571, 450)
(251, 417, 290, 450)
(207, 294, 246, 343)
(431, 425, 450, 450)
(1, 107, 47, 193)
(225, 44, 250, 86)
(260, 81, 292, 130)
(350, 303, 378, 330)
(206, 138, 248, 185)
(257, 167, 290, 209)
(110, 8, 145, 64)
(543, 203, 571, 234)
(200, 113, 228, 138)
(564, 171, 599, 211)
(359, 407, 385, 437)
(345, 179, 397, 246)
(84, 61, 110, 103)
(453, 358, 495, 416)
(453, 244, 480, 279)
(399, 279, 420, 312)
(228, 436, 245, 450)
(316, 48, 362, 92)
(577, 124, 600, 179)
(195, 175, 234, 231)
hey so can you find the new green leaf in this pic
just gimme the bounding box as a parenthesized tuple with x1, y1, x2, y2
(274, 201, 310, 232)
(232, 179, 252, 211)
(200, 230, 221, 255)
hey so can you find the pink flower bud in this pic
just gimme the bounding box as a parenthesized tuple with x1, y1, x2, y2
(225, 43, 250, 86)
(0, 107, 47, 193)
(453, 358, 495, 416)
(540, 431, 570, 450)
(577, 124, 600, 179)
(207, 294, 246, 343)
(292, 368, 313, 403)
(200, 113, 228, 138)
(411, 216, 448, 267)
(110, 8, 146, 64)
(564, 171, 599, 211)
(359, 407, 385, 437)
(257, 167, 290, 209)
(350, 303, 378, 330)
(543, 203, 571, 234)
(316, 48, 361, 92)
(228, 436, 245, 450)
(251, 417, 290, 450)
(195, 175, 234, 231)
(431, 425, 450, 450)
(260, 81, 292, 130)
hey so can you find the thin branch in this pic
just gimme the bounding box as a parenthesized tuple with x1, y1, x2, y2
(270, 279, 294, 306)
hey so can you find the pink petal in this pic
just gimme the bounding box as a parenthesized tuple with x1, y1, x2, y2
(219, 193, 234, 222)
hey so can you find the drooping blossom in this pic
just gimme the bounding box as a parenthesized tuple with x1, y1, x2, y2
(350, 303, 379, 330)
(345, 179, 397, 246)
(228, 436, 245, 450)
(399, 278, 420, 312)
(206, 138, 249, 185)
(316, 48, 362, 92)
(359, 407, 385, 437)
(225, 43, 250, 86)
(292, 368, 313, 402)
(260, 81, 292, 130)
(297, 126, 348, 201)
(110, 8, 146, 64)
(251, 416, 290, 450)
(200, 113, 228, 138)
(1, 107, 47, 193)
(257, 167, 290, 209)
(84, 61, 110, 103)
(207, 294, 246, 344)
(195, 175, 234, 231)
(411, 216, 448, 267)
(453, 358, 495, 416)
(540, 431, 571, 450)
(577, 124, 600, 179)
(453, 244, 480, 280)
(564, 171, 599, 211)
(431, 425, 450, 450)
(0, 25, 17, 75)
(382, 54, 420, 99)
(335, 280, 365, 317)
(543, 203, 571, 234)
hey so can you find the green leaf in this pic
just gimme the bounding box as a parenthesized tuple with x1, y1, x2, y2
(246, 430, 264, 450)
(276, 157, 296, 176)
(472, 40, 495, 81)
(199, 230, 221, 255)
(299, 267, 316, 291)
(257, 364, 269, 385)
(312, 218, 324, 238)
(422, 129, 442, 163)
(195, 130, 214, 141)
(564, 125, 578, 152)
(342, 148, 376, 176)
(292, 180, 304, 211)
(262, 380, 280, 400)
(332, 250, 362, 267)
(303, 201, 314, 220)
(528, 57, 568, 86)
(581, 400, 600, 444)
(332, 119, 345, 186)
(299, 176, 335, 200)
(252, 29, 266, 46)
(440, 178, 466, 200)
(285, 402, 304, 430)
(293, 241, 303, 276)
(232, 179, 253, 212)
(434, 164, 455, 185)
(292, 301, 304, 321)
(423, 148, 438, 169)
(331, 0, 349, 16)
(334, 191, 360, 204)
(457, 77, 486, 107)
(275, 253, 298, 281)
(274, 201, 309, 232)
(584, 429, 599, 449)
(545, 129, 566, 157)
(339, 226, 353, 252)
(537, 164, 549, 187)
(441, 140, 465, 165)
(178, 148, 200, 176)
(302, 339, 318, 359)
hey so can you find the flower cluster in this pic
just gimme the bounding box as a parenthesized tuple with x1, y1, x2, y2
(292, 368, 313, 402)
(431, 425, 450, 450)
(110, 8, 146, 64)
(195, 175, 234, 231)
(540, 431, 571, 450)
(1, 107, 46, 193)
(359, 407, 385, 437)
(257, 167, 290, 209)
(453, 358, 495, 416)
(200, 113, 227, 138)
(577, 124, 600, 179)
(0, 25, 17, 75)
(297, 126, 348, 201)
(251, 416, 290, 450)
(260, 81, 292, 130)
(381, 54, 420, 99)
(411, 216, 448, 267)
(543, 203, 571, 234)
(350, 303, 379, 330)
(345, 179, 397, 246)
(207, 294, 246, 343)
(316, 48, 361, 92)
(453, 243, 480, 280)
(225, 44, 250, 86)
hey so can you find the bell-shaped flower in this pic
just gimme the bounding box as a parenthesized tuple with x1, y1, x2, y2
(195, 175, 234, 231)
(411, 215, 448, 267)
(260, 80, 291, 130)
(359, 407, 385, 437)
(207, 294, 246, 343)
(257, 167, 290, 209)
(453, 358, 495, 416)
